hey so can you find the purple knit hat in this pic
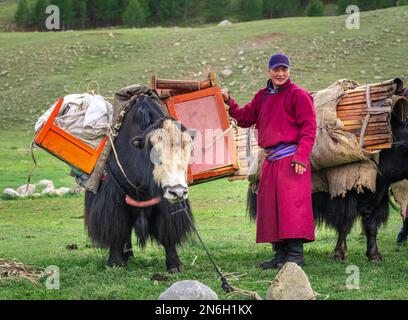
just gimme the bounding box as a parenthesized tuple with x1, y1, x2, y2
(269, 53, 290, 69)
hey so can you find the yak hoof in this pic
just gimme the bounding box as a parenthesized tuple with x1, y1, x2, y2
(368, 253, 383, 262)
(107, 258, 125, 268)
(333, 252, 347, 262)
(167, 264, 185, 273)
(123, 250, 134, 262)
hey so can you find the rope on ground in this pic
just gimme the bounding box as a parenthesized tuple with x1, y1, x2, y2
(225, 284, 263, 300)
(0, 259, 44, 287)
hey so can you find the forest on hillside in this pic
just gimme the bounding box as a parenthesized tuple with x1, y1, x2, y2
(13, 0, 407, 30)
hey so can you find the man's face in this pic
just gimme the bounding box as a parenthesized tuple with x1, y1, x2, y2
(269, 66, 290, 87)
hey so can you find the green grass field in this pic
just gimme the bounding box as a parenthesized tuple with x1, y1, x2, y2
(1, 6, 408, 300)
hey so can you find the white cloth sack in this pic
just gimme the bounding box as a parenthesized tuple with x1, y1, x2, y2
(35, 93, 113, 149)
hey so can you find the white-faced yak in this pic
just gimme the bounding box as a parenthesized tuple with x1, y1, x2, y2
(85, 95, 194, 272)
(247, 113, 408, 262)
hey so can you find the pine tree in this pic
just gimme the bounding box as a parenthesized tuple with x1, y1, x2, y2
(263, 0, 301, 18)
(159, 0, 180, 24)
(306, 0, 324, 16)
(56, 0, 75, 29)
(139, 0, 151, 21)
(180, 0, 196, 22)
(239, 0, 262, 21)
(246, 0, 263, 20)
(205, 0, 229, 21)
(122, 0, 147, 27)
(95, 0, 120, 25)
(32, 0, 49, 30)
(76, 0, 88, 28)
(15, 0, 32, 26)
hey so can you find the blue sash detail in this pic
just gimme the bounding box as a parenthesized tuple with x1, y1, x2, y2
(265, 143, 297, 162)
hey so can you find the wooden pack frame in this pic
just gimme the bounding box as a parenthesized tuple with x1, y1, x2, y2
(152, 72, 217, 99)
(163, 86, 239, 184)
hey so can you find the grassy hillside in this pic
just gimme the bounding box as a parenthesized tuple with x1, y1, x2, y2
(1, 6, 408, 131)
(1, 7, 408, 300)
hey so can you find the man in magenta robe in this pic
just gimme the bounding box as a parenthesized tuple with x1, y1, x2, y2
(223, 53, 317, 268)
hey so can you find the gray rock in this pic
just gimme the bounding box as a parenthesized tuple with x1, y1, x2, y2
(266, 262, 317, 300)
(3, 188, 20, 197)
(37, 179, 54, 188)
(16, 184, 36, 196)
(218, 20, 232, 27)
(158, 280, 218, 300)
(42, 186, 55, 194)
(221, 69, 233, 78)
(57, 187, 71, 195)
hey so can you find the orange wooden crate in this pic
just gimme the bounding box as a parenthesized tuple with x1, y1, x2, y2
(34, 98, 108, 174)
(164, 87, 239, 185)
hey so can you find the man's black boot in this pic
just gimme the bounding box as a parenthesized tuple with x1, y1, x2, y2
(260, 241, 287, 270)
(286, 238, 305, 267)
(397, 218, 408, 245)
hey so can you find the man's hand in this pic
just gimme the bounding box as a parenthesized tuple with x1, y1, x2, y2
(292, 162, 306, 175)
(221, 88, 230, 103)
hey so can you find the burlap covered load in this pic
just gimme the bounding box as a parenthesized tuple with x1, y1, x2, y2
(311, 78, 408, 170)
(311, 78, 408, 198)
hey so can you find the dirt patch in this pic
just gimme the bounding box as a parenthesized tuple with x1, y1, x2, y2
(250, 33, 285, 48)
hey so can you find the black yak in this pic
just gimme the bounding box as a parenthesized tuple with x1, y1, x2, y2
(247, 114, 408, 262)
(85, 95, 194, 272)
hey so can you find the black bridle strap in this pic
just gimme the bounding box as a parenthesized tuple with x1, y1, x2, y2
(108, 128, 143, 193)
(179, 199, 233, 294)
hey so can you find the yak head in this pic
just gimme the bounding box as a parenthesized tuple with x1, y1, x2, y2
(131, 117, 194, 203)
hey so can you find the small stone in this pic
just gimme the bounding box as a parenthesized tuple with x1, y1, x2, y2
(42, 186, 55, 194)
(37, 179, 54, 188)
(3, 188, 19, 197)
(57, 187, 71, 195)
(158, 280, 218, 300)
(16, 184, 36, 196)
(238, 50, 244, 56)
(266, 262, 317, 300)
(221, 69, 233, 78)
(218, 20, 232, 27)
